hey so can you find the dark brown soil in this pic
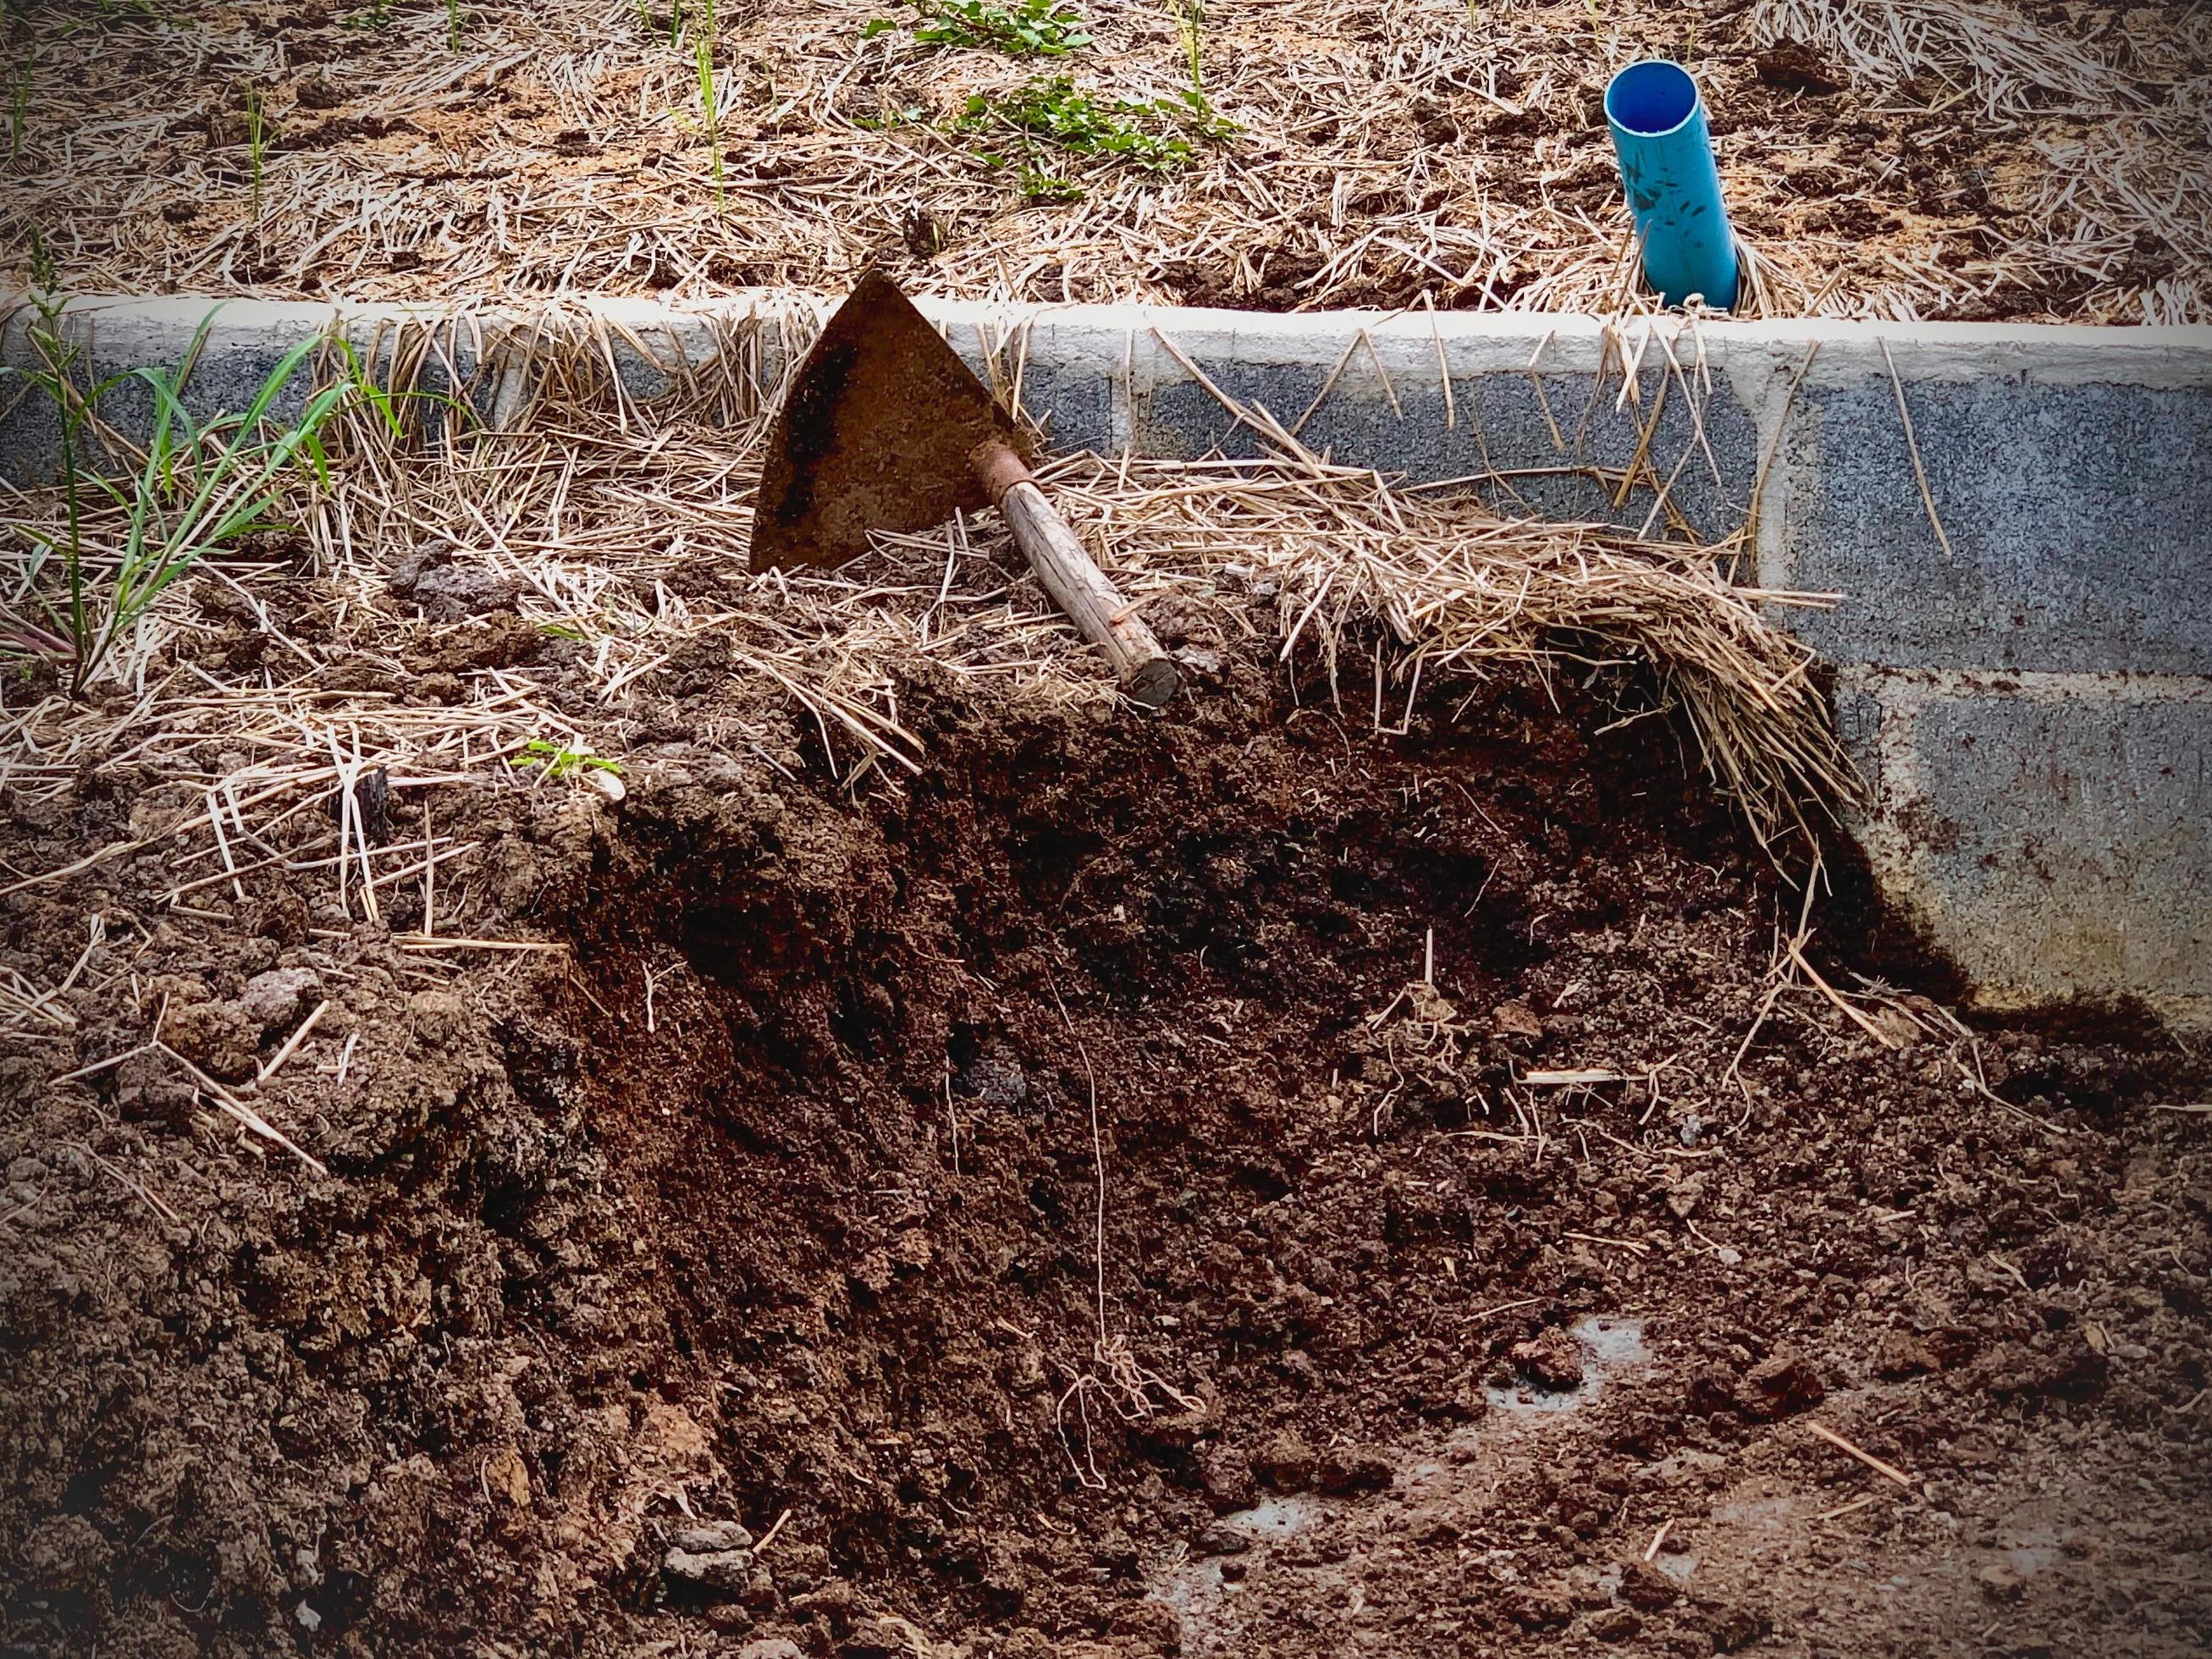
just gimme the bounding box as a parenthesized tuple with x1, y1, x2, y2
(4, 622, 2209, 1656)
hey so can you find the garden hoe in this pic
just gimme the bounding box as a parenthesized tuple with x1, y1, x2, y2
(748, 270, 1178, 708)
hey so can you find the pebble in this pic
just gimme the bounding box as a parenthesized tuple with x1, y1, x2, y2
(670, 1521, 755, 1555)
(1194, 1523, 1250, 1557)
(238, 967, 320, 1033)
(664, 1545, 754, 1593)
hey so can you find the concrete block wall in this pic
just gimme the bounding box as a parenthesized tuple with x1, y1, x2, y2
(6, 296, 2207, 1023)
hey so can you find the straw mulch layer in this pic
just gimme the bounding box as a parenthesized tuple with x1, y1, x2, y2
(5, 0, 2206, 321)
(2, 323, 2209, 1657)
(1, 306, 1856, 851)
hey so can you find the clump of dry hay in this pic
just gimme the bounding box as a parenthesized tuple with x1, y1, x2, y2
(1745, 0, 2143, 119)
(1744, 0, 2209, 324)
(0, 302, 1846, 1005)
(3, 0, 2203, 322)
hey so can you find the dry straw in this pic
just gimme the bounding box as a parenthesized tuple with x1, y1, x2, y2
(2, 0, 2201, 322)
(3, 296, 1847, 965)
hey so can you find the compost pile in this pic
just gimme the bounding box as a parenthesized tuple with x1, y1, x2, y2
(5, 0, 2207, 322)
(3, 343, 2210, 1659)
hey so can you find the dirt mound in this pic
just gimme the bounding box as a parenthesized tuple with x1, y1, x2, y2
(4, 659, 2209, 1656)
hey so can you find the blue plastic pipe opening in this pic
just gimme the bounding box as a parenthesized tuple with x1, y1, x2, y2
(1605, 60, 1740, 311)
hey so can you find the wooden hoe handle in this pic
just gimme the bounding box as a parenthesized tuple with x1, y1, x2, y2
(972, 441, 1178, 709)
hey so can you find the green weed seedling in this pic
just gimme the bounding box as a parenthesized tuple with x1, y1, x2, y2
(2, 284, 353, 697)
(8, 52, 30, 166)
(513, 739, 626, 799)
(1, 245, 102, 670)
(957, 74, 1231, 192)
(852, 102, 929, 130)
(243, 83, 268, 219)
(863, 0, 1089, 58)
(323, 338, 467, 448)
(445, 0, 463, 49)
(696, 35, 725, 208)
(342, 0, 395, 28)
(1176, 0, 1203, 96)
(1016, 165, 1082, 202)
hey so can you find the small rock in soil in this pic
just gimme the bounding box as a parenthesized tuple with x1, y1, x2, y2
(1314, 1447, 1393, 1495)
(1492, 999, 1545, 1039)
(1511, 1327, 1585, 1390)
(1619, 1557, 1680, 1612)
(1735, 1349, 1824, 1419)
(732, 1640, 805, 1659)
(411, 562, 521, 620)
(664, 1546, 755, 1594)
(1202, 1444, 1257, 1512)
(484, 1445, 530, 1506)
(955, 1047, 1029, 1110)
(1978, 1562, 2027, 1601)
(238, 966, 319, 1033)
(387, 542, 452, 596)
(1194, 1522, 1249, 1557)
(671, 1520, 755, 1554)
(1252, 1429, 1317, 1492)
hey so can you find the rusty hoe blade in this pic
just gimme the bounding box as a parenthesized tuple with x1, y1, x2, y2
(748, 269, 1023, 573)
(749, 270, 1178, 708)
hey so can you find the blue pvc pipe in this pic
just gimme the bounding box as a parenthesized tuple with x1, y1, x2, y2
(1605, 60, 1739, 311)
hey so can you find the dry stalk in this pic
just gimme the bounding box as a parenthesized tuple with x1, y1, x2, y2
(4, 0, 2200, 322)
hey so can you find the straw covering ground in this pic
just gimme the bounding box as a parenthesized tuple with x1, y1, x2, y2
(0, 304, 1851, 849)
(5, 0, 2208, 321)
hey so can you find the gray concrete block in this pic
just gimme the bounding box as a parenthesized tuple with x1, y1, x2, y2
(982, 355, 1117, 456)
(1847, 672, 2212, 1022)
(1128, 348, 1757, 542)
(1778, 376, 2212, 676)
